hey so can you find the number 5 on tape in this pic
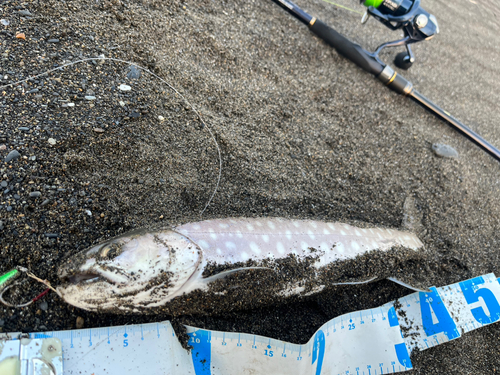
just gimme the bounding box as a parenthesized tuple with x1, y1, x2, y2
(396, 273, 500, 351)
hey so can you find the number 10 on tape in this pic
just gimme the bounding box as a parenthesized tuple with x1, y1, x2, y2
(396, 273, 500, 351)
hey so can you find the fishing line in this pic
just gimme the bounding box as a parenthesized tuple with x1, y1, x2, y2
(319, 0, 364, 15)
(0, 267, 57, 308)
(0, 57, 222, 216)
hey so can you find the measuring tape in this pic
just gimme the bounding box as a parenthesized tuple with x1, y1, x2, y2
(2, 273, 500, 374)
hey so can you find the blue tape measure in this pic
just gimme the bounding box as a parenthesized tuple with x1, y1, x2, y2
(3, 273, 500, 374)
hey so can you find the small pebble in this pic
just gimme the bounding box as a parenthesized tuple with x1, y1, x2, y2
(119, 101, 126, 107)
(93, 127, 105, 133)
(0, 145, 6, 150)
(0, 19, 9, 26)
(85, 95, 96, 101)
(47, 39, 60, 43)
(126, 65, 141, 79)
(432, 143, 459, 158)
(27, 88, 39, 94)
(39, 301, 48, 311)
(48, 138, 57, 145)
(41, 199, 50, 206)
(158, 115, 165, 122)
(15, 32, 26, 40)
(76, 316, 84, 329)
(29, 156, 36, 161)
(44, 233, 59, 238)
(130, 111, 140, 118)
(119, 84, 132, 91)
(5, 150, 21, 162)
(19, 127, 29, 131)
(18, 10, 33, 16)
(30, 191, 41, 198)
(1, 181, 7, 188)
(66, 102, 75, 107)
(85, 209, 92, 216)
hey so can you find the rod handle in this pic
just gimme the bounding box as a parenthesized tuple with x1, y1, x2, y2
(309, 19, 384, 76)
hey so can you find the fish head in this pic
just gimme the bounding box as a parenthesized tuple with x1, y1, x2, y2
(57, 229, 203, 312)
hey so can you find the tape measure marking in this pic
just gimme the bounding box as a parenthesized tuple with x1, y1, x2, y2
(2, 273, 496, 374)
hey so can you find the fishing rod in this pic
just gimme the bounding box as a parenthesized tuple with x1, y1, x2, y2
(269, 0, 500, 163)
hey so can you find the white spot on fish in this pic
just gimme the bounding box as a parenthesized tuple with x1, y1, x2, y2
(256, 221, 263, 227)
(216, 248, 222, 255)
(210, 233, 217, 240)
(198, 240, 209, 249)
(268, 221, 276, 229)
(310, 222, 318, 228)
(250, 242, 261, 254)
(293, 221, 300, 228)
(277, 242, 285, 254)
(327, 223, 336, 230)
(372, 241, 379, 248)
(351, 241, 360, 251)
(323, 228, 330, 235)
(320, 242, 329, 251)
(246, 224, 254, 231)
(192, 224, 201, 230)
(225, 242, 236, 250)
(307, 230, 316, 240)
(340, 230, 347, 236)
(241, 252, 249, 261)
(236, 231, 243, 238)
(361, 228, 367, 233)
(262, 235, 270, 243)
(285, 230, 292, 240)
(218, 223, 229, 229)
(300, 241, 309, 250)
(354, 230, 362, 237)
(336, 243, 345, 253)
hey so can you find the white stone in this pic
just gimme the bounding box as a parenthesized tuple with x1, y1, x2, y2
(48, 138, 56, 145)
(119, 84, 132, 91)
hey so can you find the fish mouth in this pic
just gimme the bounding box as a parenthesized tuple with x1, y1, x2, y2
(59, 264, 131, 285)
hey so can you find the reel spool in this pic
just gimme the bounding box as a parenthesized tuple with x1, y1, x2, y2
(361, 0, 439, 69)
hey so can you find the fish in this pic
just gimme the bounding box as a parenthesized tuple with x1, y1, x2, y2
(56, 217, 425, 314)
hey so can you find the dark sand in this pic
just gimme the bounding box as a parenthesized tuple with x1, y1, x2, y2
(1, 0, 500, 372)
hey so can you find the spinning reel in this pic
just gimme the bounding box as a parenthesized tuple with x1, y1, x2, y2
(361, 0, 439, 69)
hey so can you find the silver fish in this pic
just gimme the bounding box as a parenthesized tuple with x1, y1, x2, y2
(57, 217, 424, 314)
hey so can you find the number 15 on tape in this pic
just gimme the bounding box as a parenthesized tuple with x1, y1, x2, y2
(395, 273, 500, 351)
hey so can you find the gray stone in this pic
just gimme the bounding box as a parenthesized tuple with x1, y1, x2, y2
(39, 301, 48, 311)
(1, 181, 7, 188)
(126, 65, 142, 79)
(5, 150, 20, 162)
(85, 96, 96, 101)
(30, 191, 41, 198)
(47, 39, 60, 43)
(19, 127, 30, 131)
(432, 143, 459, 158)
(18, 10, 33, 16)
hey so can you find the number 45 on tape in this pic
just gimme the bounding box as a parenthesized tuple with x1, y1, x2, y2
(393, 273, 500, 352)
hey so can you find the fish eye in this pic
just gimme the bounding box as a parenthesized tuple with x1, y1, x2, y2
(99, 242, 123, 259)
